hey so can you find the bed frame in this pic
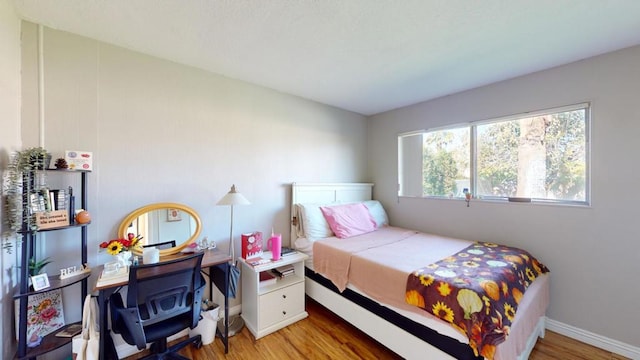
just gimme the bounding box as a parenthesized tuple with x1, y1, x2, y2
(290, 182, 546, 360)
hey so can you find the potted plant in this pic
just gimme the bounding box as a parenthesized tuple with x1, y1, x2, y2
(2, 147, 51, 253)
(28, 256, 52, 276)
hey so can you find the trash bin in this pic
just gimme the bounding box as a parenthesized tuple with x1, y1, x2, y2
(190, 300, 219, 345)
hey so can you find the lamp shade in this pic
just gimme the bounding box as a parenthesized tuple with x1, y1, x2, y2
(216, 185, 250, 206)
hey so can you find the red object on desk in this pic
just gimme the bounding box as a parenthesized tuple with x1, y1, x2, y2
(241, 232, 263, 259)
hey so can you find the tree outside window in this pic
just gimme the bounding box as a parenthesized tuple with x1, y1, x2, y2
(398, 103, 589, 205)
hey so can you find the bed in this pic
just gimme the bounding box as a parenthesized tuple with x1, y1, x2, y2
(290, 182, 549, 360)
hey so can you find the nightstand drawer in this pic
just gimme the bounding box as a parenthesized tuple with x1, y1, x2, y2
(258, 282, 305, 328)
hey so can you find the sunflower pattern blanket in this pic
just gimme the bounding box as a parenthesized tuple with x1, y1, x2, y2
(405, 242, 549, 359)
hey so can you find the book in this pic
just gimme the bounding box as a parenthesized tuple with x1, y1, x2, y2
(280, 247, 296, 257)
(55, 323, 82, 338)
(47, 190, 55, 211)
(29, 193, 44, 214)
(14, 289, 65, 344)
(247, 258, 272, 267)
(259, 271, 277, 287)
(273, 264, 295, 277)
(56, 188, 66, 210)
(51, 189, 67, 210)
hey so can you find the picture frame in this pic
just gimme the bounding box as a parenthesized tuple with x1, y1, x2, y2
(31, 273, 50, 291)
(167, 208, 182, 222)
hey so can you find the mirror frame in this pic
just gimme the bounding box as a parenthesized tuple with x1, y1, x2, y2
(118, 202, 202, 257)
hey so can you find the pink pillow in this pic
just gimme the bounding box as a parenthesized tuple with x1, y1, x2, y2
(320, 203, 377, 239)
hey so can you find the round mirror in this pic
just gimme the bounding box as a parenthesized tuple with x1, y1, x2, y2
(118, 202, 202, 257)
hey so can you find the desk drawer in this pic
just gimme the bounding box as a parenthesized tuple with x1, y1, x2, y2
(258, 282, 304, 329)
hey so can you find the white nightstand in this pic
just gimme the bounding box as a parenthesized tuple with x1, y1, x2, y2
(239, 251, 309, 339)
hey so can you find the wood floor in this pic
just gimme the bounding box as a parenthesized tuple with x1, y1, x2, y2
(130, 297, 628, 360)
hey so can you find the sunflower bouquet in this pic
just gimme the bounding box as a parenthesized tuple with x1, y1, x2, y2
(100, 234, 143, 255)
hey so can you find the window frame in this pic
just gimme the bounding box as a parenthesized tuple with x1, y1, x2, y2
(398, 103, 591, 206)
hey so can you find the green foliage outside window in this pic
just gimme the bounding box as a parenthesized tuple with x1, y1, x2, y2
(407, 104, 588, 204)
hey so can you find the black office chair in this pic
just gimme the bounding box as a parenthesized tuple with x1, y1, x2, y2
(142, 240, 177, 250)
(110, 252, 205, 359)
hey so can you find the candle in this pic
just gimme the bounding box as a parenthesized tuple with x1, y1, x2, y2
(143, 247, 160, 264)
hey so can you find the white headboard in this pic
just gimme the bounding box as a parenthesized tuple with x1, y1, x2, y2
(290, 182, 374, 240)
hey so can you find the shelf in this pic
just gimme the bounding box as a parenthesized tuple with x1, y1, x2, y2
(18, 222, 90, 234)
(14, 168, 90, 359)
(38, 222, 90, 232)
(242, 252, 308, 272)
(14, 272, 92, 299)
(43, 168, 92, 173)
(14, 322, 82, 360)
(258, 274, 304, 295)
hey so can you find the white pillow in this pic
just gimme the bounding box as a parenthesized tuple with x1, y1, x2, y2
(363, 200, 389, 228)
(297, 203, 335, 240)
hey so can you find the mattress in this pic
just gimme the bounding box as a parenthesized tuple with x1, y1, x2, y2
(298, 226, 550, 360)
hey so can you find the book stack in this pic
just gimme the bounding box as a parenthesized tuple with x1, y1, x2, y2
(29, 188, 68, 214)
(280, 247, 297, 257)
(259, 271, 277, 287)
(272, 264, 295, 278)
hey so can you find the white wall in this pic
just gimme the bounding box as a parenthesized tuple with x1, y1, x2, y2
(12, 22, 368, 357)
(0, 1, 22, 358)
(368, 45, 640, 348)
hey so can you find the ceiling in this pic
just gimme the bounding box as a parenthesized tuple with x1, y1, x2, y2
(11, 0, 640, 116)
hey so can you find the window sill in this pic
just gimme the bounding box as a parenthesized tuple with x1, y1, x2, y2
(398, 195, 591, 208)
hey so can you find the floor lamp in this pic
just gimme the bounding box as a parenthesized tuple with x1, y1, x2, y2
(216, 184, 250, 336)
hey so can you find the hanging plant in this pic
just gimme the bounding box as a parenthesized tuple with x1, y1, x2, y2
(2, 147, 51, 253)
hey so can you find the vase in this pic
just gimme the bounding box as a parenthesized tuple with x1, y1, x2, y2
(116, 250, 132, 266)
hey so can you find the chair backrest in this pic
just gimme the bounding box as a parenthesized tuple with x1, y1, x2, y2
(142, 240, 177, 250)
(126, 252, 204, 327)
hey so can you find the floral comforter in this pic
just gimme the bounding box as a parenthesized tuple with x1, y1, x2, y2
(405, 242, 549, 359)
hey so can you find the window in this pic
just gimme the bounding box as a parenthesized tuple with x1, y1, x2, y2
(398, 103, 589, 205)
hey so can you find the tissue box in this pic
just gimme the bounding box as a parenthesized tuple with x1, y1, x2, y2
(65, 150, 93, 171)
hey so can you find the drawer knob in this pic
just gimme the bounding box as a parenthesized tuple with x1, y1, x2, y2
(282, 294, 287, 299)
(282, 311, 287, 315)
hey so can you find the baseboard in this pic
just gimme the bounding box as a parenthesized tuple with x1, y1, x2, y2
(546, 318, 640, 359)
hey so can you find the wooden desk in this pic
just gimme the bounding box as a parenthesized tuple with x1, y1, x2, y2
(94, 250, 232, 360)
